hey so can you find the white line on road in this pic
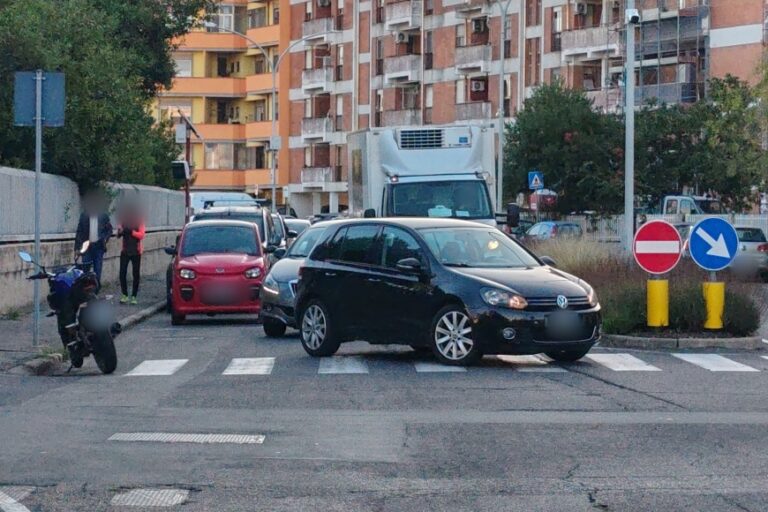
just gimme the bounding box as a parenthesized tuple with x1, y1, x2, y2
(586, 353, 662, 372)
(496, 355, 568, 372)
(124, 359, 189, 377)
(414, 362, 467, 373)
(318, 356, 369, 374)
(672, 354, 759, 372)
(109, 432, 265, 444)
(635, 241, 680, 254)
(223, 357, 275, 375)
(0, 487, 33, 512)
(111, 489, 189, 507)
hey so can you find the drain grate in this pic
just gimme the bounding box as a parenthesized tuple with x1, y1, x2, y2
(111, 489, 189, 507)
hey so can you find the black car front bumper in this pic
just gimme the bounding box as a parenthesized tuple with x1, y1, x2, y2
(468, 305, 602, 355)
(259, 281, 296, 327)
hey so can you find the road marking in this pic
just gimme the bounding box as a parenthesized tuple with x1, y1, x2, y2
(124, 359, 189, 377)
(672, 354, 759, 372)
(223, 357, 275, 375)
(586, 353, 662, 372)
(635, 240, 680, 254)
(496, 355, 568, 372)
(0, 487, 33, 512)
(318, 356, 369, 374)
(109, 432, 265, 444)
(414, 362, 467, 373)
(111, 489, 189, 507)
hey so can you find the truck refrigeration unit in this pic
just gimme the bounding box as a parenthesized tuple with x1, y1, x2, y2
(347, 124, 497, 226)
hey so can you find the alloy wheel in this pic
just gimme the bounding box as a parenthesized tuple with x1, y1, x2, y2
(434, 310, 474, 361)
(302, 305, 327, 350)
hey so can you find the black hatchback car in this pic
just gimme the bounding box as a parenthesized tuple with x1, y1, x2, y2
(295, 218, 601, 366)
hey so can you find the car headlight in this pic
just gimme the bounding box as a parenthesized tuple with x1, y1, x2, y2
(481, 288, 528, 310)
(179, 268, 196, 280)
(262, 274, 279, 294)
(245, 267, 262, 279)
(582, 282, 598, 307)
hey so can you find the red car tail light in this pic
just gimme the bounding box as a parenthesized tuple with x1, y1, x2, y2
(758, 243, 768, 252)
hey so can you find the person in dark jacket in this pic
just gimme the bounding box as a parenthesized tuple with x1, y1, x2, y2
(117, 202, 146, 305)
(74, 194, 112, 291)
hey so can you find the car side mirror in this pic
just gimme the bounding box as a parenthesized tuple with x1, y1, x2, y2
(164, 246, 177, 256)
(287, 230, 298, 239)
(540, 256, 557, 267)
(506, 203, 520, 228)
(18, 251, 33, 263)
(396, 257, 422, 274)
(274, 248, 287, 260)
(266, 245, 278, 254)
(363, 208, 376, 218)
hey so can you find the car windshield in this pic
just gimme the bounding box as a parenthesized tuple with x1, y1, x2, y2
(390, 181, 492, 219)
(181, 226, 260, 257)
(737, 228, 767, 243)
(420, 228, 541, 269)
(287, 227, 326, 258)
(193, 212, 264, 240)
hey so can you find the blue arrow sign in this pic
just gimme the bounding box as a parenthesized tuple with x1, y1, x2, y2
(528, 171, 544, 190)
(689, 217, 739, 271)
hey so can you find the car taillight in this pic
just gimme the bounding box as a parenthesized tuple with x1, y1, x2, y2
(758, 244, 768, 252)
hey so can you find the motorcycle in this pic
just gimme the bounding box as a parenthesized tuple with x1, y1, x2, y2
(18, 242, 121, 374)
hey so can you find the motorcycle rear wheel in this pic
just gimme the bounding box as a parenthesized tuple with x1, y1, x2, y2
(92, 332, 117, 374)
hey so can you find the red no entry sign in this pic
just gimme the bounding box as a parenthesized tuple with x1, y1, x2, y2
(633, 220, 682, 274)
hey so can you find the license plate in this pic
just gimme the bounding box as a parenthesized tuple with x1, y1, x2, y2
(547, 311, 582, 334)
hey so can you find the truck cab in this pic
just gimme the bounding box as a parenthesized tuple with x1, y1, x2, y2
(662, 195, 722, 215)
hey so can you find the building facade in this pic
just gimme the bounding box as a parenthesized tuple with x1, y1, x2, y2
(158, 1, 767, 216)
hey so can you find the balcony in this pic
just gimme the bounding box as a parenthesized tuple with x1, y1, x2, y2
(443, 0, 490, 19)
(301, 166, 342, 188)
(586, 88, 622, 113)
(246, 25, 280, 49)
(636, 83, 699, 106)
(385, 0, 422, 31)
(382, 109, 421, 126)
(560, 27, 620, 60)
(245, 73, 275, 96)
(302, 67, 334, 94)
(384, 54, 421, 85)
(456, 102, 492, 121)
(195, 123, 247, 142)
(165, 77, 246, 98)
(246, 121, 271, 141)
(192, 169, 272, 191)
(455, 44, 491, 75)
(301, 117, 333, 142)
(302, 17, 336, 45)
(174, 31, 248, 51)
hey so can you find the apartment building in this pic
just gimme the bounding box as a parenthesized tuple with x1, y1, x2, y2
(156, 0, 292, 199)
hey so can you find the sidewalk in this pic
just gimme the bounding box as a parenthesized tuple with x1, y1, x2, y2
(0, 273, 166, 371)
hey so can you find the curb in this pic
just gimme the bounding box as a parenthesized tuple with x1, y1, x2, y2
(17, 300, 165, 376)
(600, 334, 767, 351)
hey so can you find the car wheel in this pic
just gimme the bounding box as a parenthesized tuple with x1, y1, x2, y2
(545, 344, 593, 363)
(299, 300, 340, 357)
(430, 305, 482, 366)
(171, 311, 186, 326)
(263, 318, 287, 338)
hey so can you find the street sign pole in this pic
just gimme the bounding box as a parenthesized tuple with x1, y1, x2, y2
(633, 220, 683, 328)
(624, 0, 636, 254)
(33, 70, 44, 348)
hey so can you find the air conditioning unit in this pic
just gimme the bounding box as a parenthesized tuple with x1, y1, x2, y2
(317, 0, 331, 7)
(395, 31, 409, 44)
(472, 18, 487, 33)
(575, 2, 588, 15)
(470, 80, 486, 92)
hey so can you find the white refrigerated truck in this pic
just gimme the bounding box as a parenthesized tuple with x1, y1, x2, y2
(347, 124, 497, 227)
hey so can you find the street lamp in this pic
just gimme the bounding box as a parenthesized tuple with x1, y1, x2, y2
(202, 22, 339, 212)
(490, 0, 513, 213)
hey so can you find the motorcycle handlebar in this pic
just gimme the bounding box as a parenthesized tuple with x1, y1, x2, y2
(27, 271, 51, 280)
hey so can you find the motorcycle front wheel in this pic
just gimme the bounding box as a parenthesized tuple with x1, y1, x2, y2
(92, 331, 117, 374)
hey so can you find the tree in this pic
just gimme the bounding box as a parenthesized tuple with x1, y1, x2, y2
(504, 81, 624, 214)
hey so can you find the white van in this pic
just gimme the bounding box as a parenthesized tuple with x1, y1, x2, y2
(189, 192, 255, 217)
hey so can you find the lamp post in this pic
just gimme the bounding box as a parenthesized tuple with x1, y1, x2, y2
(491, 0, 513, 212)
(203, 22, 339, 212)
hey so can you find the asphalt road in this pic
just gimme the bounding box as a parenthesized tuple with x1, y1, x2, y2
(2, 314, 768, 511)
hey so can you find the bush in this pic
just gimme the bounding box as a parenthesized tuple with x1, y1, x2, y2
(530, 239, 763, 337)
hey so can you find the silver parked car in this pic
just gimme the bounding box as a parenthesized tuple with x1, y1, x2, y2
(259, 223, 334, 337)
(732, 227, 768, 280)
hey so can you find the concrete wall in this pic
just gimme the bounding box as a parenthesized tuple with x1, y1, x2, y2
(0, 231, 177, 314)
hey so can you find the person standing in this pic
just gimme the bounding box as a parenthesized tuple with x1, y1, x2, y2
(75, 195, 112, 291)
(117, 203, 146, 305)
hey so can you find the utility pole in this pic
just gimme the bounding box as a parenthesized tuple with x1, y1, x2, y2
(624, 3, 638, 252)
(494, 0, 513, 212)
(33, 70, 43, 347)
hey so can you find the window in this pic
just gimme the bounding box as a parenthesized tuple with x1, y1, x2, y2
(424, 31, 433, 69)
(456, 23, 466, 47)
(273, 7, 279, 24)
(249, 7, 268, 28)
(158, 100, 192, 123)
(456, 78, 466, 104)
(425, 0, 433, 15)
(254, 55, 267, 74)
(210, 4, 234, 32)
(667, 199, 678, 214)
(525, 0, 541, 27)
(525, 38, 541, 86)
(425, 85, 433, 109)
(305, 49, 313, 70)
(174, 55, 192, 77)
(381, 227, 423, 269)
(679, 199, 695, 215)
(304, 98, 312, 118)
(420, 228, 539, 268)
(390, 181, 492, 219)
(375, 38, 384, 75)
(335, 225, 382, 265)
(204, 143, 259, 170)
(181, 226, 260, 257)
(304, 147, 312, 167)
(305, 0, 313, 21)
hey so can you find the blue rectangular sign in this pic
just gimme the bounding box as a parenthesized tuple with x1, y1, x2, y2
(14, 72, 66, 127)
(528, 170, 544, 190)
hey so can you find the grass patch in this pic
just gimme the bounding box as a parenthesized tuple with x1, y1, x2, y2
(530, 239, 763, 337)
(1, 308, 21, 321)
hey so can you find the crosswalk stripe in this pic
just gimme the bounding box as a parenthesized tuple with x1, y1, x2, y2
(223, 358, 275, 375)
(111, 489, 189, 507)
(496, 355, 568, 372)
(672, 354, 759, 372)
(414, 362, 467, 373)
(0, 487, 33, 512)
(124, 359, 189, 377)
(318, 356, 369, 374)
(586, 353, 662, 372)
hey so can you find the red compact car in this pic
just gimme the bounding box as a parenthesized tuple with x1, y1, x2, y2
(169, 220, 269, 325)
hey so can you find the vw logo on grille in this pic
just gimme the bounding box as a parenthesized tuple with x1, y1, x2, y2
(556, 295, 568, 309)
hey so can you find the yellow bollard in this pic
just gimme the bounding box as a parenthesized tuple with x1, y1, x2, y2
(647, 279, 669, 328)
(702, 282, 725, 330)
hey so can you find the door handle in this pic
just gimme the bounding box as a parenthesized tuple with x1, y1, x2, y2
(367, 278, 382, 283)
(324, 272, 337, 277)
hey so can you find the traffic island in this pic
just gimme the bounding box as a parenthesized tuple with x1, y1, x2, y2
(599, 334, 766, 351)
